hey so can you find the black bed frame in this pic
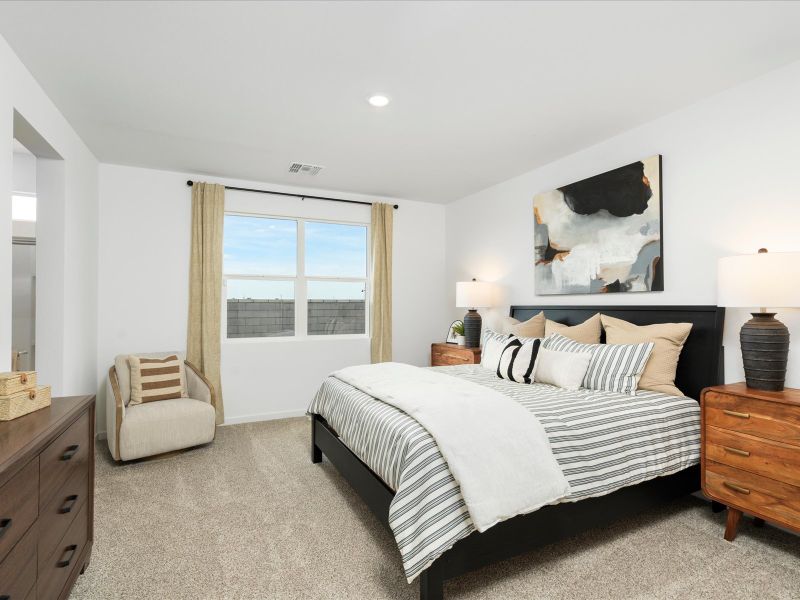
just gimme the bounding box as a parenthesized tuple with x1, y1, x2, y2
(311, 305, 725, 599)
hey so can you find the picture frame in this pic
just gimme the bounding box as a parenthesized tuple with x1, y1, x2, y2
(446, 320, 464, 344)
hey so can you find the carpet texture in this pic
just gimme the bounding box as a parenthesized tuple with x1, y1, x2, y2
(71, 417, 800, 599)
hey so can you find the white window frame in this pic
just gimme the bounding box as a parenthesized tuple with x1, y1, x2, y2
(223, 210, 370, 342)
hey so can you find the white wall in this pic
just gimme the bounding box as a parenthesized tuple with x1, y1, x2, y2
(96, 164, 447, 432)
(0, 34, 98, 395)
(12, 150, 35, 193)
(446, 59, 800, 391)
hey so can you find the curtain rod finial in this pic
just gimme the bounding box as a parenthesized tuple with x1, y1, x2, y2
(186, 180, 194, 187)
(393, 204, 399, 209)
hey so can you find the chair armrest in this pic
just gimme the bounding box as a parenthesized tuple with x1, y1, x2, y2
(107, 366, 126, 461)
(184, 360, 216, 409)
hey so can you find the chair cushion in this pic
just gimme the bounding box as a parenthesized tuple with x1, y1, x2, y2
(114, 352, 187, 406)
(119, 398, 215, 461)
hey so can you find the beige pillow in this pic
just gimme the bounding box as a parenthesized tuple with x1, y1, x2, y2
(129, 354, 185, 405)
(601, 315, 692, 397)
(545, 313, 601, 344)
(502, 311, 546, 337)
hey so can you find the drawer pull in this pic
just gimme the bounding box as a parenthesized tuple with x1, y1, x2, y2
(722, 446, 751, 457)
(723, 409, 750, 419)
(0, 517, 10, 539)
(723, 481, 751, 495)
(57, 544, 78, 568)
(60, 444, 80, 461)
(59, 494, 79, 514)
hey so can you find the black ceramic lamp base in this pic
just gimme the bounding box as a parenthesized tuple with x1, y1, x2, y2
(463, 309, 482, 348)
(740, 312, 790, 391)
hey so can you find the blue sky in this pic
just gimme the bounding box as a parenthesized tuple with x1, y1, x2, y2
(224, 215, 367, 300)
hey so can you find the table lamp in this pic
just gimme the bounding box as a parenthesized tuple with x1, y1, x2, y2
(456, 279, 494, 348)
(718, 249, 800, 391)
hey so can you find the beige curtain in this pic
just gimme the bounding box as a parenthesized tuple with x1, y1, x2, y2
(187, 182, 225, 424)
(370, 203, 393, 363)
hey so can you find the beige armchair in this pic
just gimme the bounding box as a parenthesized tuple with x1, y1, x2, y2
(106, 352, 217, 461)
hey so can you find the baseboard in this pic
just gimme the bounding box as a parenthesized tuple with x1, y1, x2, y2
(222, 409, 307, 425)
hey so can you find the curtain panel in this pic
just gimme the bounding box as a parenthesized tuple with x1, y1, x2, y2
(187, 182, 225, 424)
(370, 202, 393, 363)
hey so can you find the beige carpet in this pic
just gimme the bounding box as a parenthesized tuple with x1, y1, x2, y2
(71, 417, 800, 599)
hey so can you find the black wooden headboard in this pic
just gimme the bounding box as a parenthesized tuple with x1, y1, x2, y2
(510, 305, 725, 400)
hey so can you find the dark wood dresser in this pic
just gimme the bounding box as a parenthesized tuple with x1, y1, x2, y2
(431, 343, 481, 367)
(701, 383, 800, 541)
(0, 395, 95, 600)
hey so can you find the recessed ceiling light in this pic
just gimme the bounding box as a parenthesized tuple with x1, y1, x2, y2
(368, 94, 390, 108)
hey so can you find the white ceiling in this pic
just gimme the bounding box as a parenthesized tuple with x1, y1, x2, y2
(2, 1, 800, 203)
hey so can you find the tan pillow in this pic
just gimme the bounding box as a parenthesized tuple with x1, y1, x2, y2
(545, 313, 601, 344)
(509, 311, 545, 338)
(601, 315, 692, 397)
(129, 354, 185, 405)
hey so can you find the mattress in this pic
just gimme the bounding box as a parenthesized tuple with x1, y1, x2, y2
(308, 364, 701, 582)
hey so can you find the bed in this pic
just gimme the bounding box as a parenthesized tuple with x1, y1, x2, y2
(309, 305, 725, 599)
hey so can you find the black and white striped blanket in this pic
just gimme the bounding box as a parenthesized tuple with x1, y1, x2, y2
(308, 365, 700, 582)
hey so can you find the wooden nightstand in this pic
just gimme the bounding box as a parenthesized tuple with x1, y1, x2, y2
(700, 383, 800, 541)
(431, 343, 481, 366)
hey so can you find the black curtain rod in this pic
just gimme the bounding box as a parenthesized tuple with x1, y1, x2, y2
(186, 180, 398, 209)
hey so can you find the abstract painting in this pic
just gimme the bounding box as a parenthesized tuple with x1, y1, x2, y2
(533, 155, 663, 295)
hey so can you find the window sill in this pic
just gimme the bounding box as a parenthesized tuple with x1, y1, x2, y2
(223, 334, 370, 344)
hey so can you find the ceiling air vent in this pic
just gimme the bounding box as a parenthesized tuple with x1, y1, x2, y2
(288, 162, 325, 176)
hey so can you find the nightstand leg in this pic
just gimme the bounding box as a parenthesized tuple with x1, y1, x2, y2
(724, 508, 742, 541)
(711, 500, 725, 513)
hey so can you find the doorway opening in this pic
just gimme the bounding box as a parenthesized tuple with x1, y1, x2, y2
(11, 139, 37, 371)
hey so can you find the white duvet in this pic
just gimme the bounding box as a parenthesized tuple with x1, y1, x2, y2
(332, 362, 570, 532)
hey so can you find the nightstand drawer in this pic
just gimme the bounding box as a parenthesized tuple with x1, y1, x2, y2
(705, 460, 800, 529)
(704, 391, 800, 445)
(432, 349, 473, 365)
(430, 343, 480, 367)
(706, 425, 800, 486)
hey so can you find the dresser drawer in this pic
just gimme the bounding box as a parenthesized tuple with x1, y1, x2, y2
(0, 458, 38, 564)
(39, 466, 89, 572)
(40, 410, 90, 509)
(706, 425, 800, 487)
(704, 390, 800, 445)
(0, 520, 37, 600)
(38, 503, 88, 600)
(705, 460, 800, 530)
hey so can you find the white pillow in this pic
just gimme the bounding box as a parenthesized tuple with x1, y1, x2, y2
(497, 338, 542, 384)
(533, 347, 592, 391)
(481, 330, 510, 370)
(543, 333, 654, 395)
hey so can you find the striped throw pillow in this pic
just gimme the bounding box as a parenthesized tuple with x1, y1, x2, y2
(543, 333, 654, 395)
(128, 355, 185, 405)
(497, 338, 542, 384)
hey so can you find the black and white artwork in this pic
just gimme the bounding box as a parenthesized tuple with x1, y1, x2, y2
(534, 155, 663, 295)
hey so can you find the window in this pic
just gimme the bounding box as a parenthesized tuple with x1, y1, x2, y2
(223, 213, 368, 339)
(12, 194, 36, 221)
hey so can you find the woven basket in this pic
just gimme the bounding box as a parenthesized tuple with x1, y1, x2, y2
(0, 385, 51, 421)
(0, 371, 37, 395)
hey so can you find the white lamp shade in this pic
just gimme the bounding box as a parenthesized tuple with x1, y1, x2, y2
(456, 280, 494, 308)
(718, 251, 800, 308)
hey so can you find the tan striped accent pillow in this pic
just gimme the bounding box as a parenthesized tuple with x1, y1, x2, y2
(128, 355, 184, 405)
